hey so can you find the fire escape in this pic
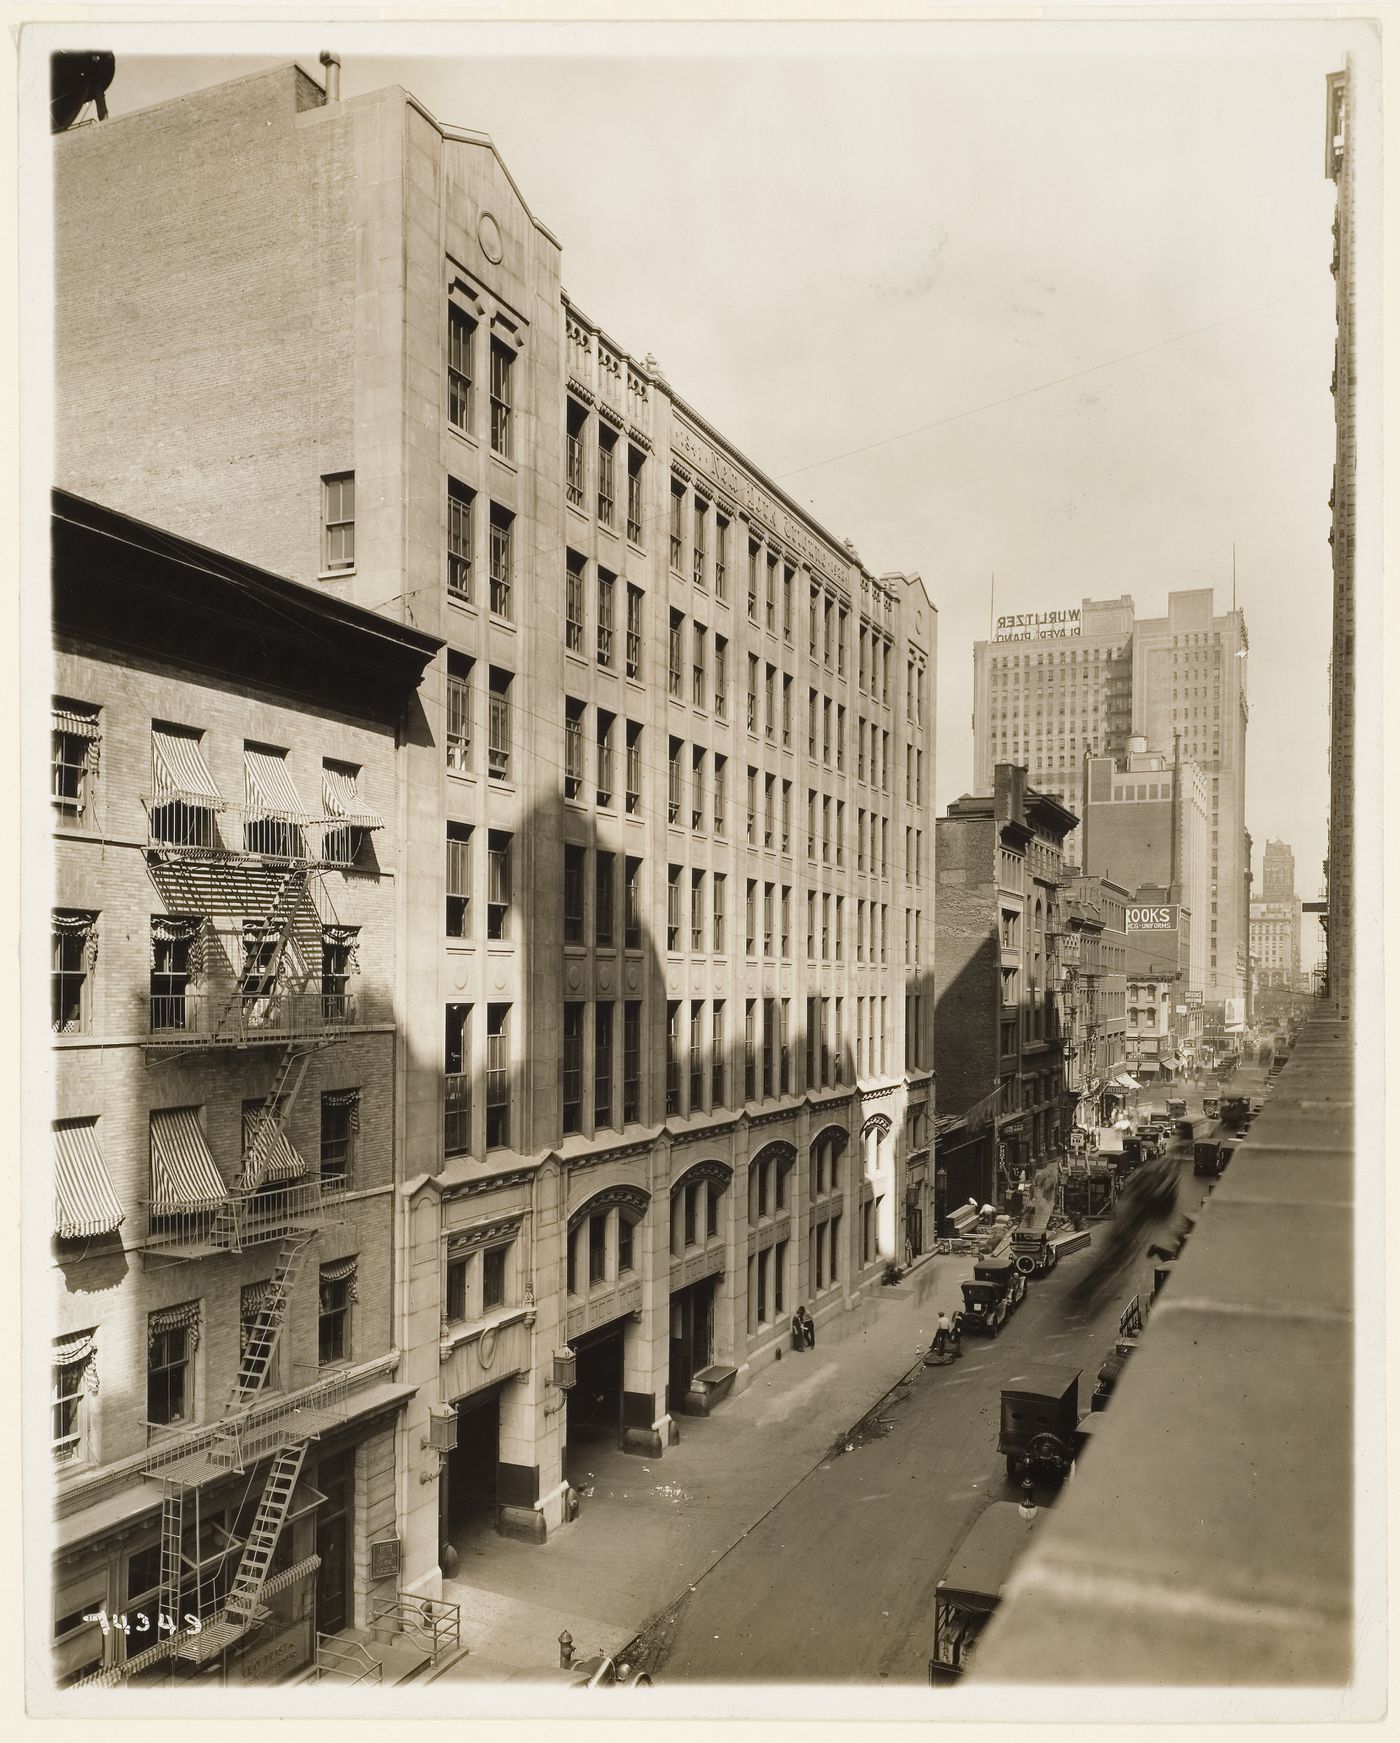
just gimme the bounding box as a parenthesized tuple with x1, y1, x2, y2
(84, 733, 371, 1684)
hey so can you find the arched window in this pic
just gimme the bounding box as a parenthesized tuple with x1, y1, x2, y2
(670, 1161, 732, 1257)
(566, 1185, 649, 1296)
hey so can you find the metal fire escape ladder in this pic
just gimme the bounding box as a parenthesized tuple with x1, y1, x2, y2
(209, 861, 312, 1042)
(227, 1233, 317, 1408)
(222, 1442, 309, 1625)
(157, 1481, 186, 1658)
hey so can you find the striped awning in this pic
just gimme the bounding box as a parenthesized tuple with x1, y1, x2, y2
(245, 747, 306, 819)
(149, 1108, 229, 1210)
(152, 727, 224, 805)
(322, 765, 383, 831)
(53, 706, 100, 740)
(53, 1120, 125, 1240)
(243, 1112, 309, 1185)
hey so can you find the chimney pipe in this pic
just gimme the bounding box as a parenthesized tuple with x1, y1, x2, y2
(320, 51, 341, 103)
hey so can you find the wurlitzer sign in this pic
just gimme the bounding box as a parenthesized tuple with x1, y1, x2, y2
(1126, 905, 1178, 930)
(993, 608, 1081, 644)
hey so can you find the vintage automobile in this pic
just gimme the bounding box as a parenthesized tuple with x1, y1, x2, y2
(1010, 1228, 1060, 1277)
(1117, 1136, 1147, 1171)
(1193, 1139, 1232, 1178)
(960, 1278, 1010, 1337)
(1061, 1164, 1117, 1223)
(998, 1365, 1089, 1484)
(1091, 1342, 1134, 1411)
(1202, 1095, 1221, 1119)
(974, 1256, 1027, 1314)
(929, 1501, 1041, 1682)
(1166, 1097, 1188, 1121)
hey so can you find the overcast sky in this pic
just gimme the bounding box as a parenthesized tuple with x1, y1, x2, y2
(67, 16, 1375, 965)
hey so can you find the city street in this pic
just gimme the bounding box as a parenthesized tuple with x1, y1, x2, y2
(633, 1109, 1227, 1684)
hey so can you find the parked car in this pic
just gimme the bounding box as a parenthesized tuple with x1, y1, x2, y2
(960, 1278, 1010, 1337)
(998, 1365, 1090, 1484)
(929, 1502, 1041, 1682)
(974, 1257, 1027, 1314)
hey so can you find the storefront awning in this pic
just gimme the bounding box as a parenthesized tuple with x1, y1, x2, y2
(152, 727, 225, 806)
(150, 1108, 229, 1210)
(53, 1120, 125, 1239)
(322, 765, 383, 831)
(245, 747, 307, 819)
(1115, 1073, 1143, 1090)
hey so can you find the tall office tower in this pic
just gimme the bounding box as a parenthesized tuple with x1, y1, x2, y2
(1324, 65, 1356, 1017)
(52, 60, 935, 1679)
(973, 596, 1134, 868)
(1131, 589, 1249, 1009)
(1261, 838, 1296, 902)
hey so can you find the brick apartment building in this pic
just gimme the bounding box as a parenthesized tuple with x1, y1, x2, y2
(1057, 872, 1129, 1130)
(50, 58, 936, 1647)
(933, 766, 1076, 1214)
(49, 493, 439, 1686)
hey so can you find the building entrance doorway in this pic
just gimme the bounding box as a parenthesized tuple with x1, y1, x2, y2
(315, 1448, 355, 1638)
(566, 1321, 625, 1453)
(445, 1389, 500, 1552)
(667, 1277, 716, 1412)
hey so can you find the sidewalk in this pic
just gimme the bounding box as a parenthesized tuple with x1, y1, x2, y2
(428, 1249, 979, 1682)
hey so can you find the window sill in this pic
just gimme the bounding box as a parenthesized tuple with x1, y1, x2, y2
(448, 423, 479, 451)
(318, 569, 357, 582)
(447, 592, 478, 615)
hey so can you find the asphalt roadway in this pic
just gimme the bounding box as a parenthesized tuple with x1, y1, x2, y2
(636, 1133, 1224, 1685)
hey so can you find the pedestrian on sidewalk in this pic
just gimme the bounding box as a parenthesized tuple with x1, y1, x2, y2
(791, 1305, 815, 1351)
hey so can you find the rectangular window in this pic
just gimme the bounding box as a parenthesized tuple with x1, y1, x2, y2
(693, 624, 707, 707)
(745, 880, 757, 956)
(670, 480, 685, 570)
(747, 767, 758, 846)
(808, 688, 818, 759)
(52, 698, 99, 824)
(623, 1000, 642, 1124)
(764, 773, 775, 848)
(691, 746, 705, 830)
(837, 607, 848, 676)
(669, 610, 684, 697)
(807, 890, 817, 958)
(747, 655, 759, 734)
(748, 541, 760, 621)
(711, 999, 726, 1104)
(625, 584, 643, 680)
(713, 872, 727, 953)
(781, 780, 792, 853)
(444, 1004, 472, 1153)
(147, 1310, 195, 1426)
(565, 698, 585, 800)
(836, 705, 846, 772)
(320, 1092, 356, 1191)
(715, 515, 729, 600)
(563, 1002, 585, 1134)
(448, 303, 475, 431)
(485, 1005, 511, 1148)
(623, 855, 644, 950)
(322, 472, 354, 572)
(596, 709, 616, 808)
(446, 652, 473, 773)
(446, 822, 472, 937)
(318, 1266, 353, 1365)
(714, 636, 728, 719)
(482, 1245, 508, 1312)
(564, 844, 586, 946)
(668, 737, 683, 825)
(667, 864, 683, 952)
(779, 998, 791, 1094)
(713, 753, 727, 834)
(765, 665, 776, 742)
(666, 1001, 682, 1115)
(627, 446, 645, 544)
(52, 912, 94, 1034)
(487, 668, 512, 780)
(763, 881, 775, 957)
(485, 830, 511, 941)
(765, 552, 777, 632)
(762, 996, 775, 1098)
(566, 399, 587, 509)
(447, 478, 474, 601)
(781, 886, 791, 958)
(593, 1001, 614, 1128)
(744, 999, 757, 1100)
(783, 565, 794, 640)
(691, 868, 705, 952)
(489, 507, 514, 619)
(490, 339, 513, 457)
(596, 425, 617, 526)
(781, 675, 793, 748)
(690, 998, 705, 1105)
(626, 720, 642, 815)
(565, 550, 586, 653)
(52, 1341, 92, 1464)
(693, 499, 708, 586)
(595, 849, 615, 948)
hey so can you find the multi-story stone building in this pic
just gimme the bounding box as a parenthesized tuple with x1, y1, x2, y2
(934, 766, 1076, 1212)
(51, 58, 936, 1636)
(48, 492, 440, 1687)
(1057, 873, 1129, 1130)
(1122, 892, 1196, 1084)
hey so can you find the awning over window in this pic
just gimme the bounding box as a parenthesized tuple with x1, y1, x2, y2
(53, 706, 100, 740)
(152, 728, 225, 806)
(243, 1112, 309, 1185)
(1115, 1073, 1144, 1091)
(150, 1108, 229, 1210)
(322, 766, 383, 831)
(53, 1120, 125, 1240)
(245, 747, 307, 819)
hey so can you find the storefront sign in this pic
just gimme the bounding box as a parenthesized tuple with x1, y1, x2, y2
(1126, 905, 1177, 929)
(231, 1618, 312, 1686)
(993, 609, 1081, 644)
(1185, 990, 1204, 1008)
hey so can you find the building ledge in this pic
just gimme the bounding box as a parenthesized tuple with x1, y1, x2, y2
(976, 1016, 1353, 1685)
